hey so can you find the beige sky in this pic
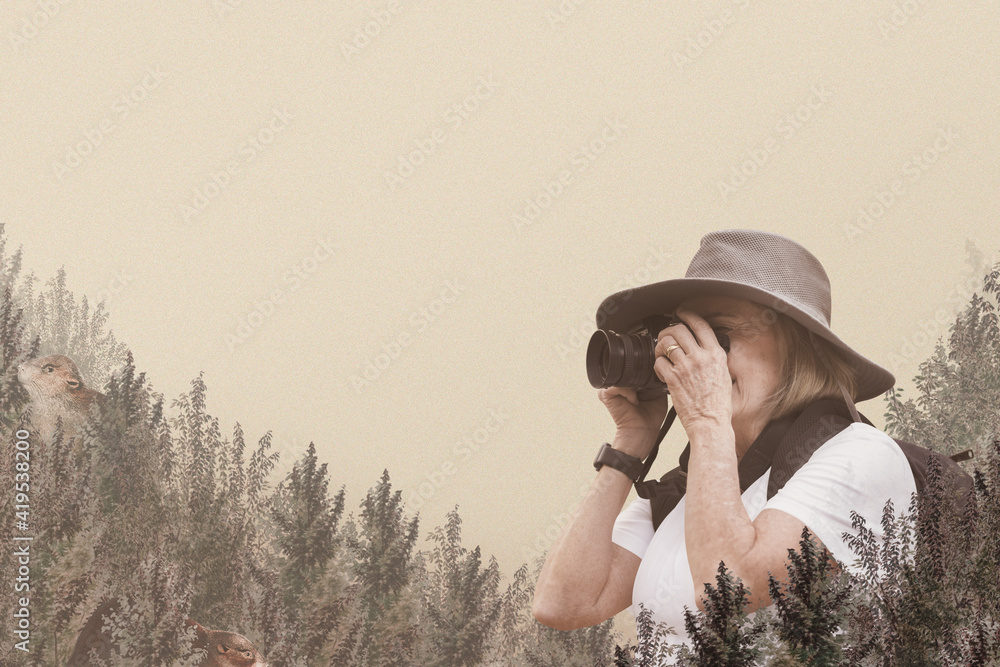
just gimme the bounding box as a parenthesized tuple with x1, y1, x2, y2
(3, 0, 998, 608)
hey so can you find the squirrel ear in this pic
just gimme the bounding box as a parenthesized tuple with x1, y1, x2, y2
(185, 618, 209, 643)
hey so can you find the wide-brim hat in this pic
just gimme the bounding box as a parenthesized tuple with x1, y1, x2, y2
(596, 229, 895, 402)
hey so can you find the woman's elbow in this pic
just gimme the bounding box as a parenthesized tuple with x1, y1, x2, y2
(533, 595, 567, 629)
(531, 594, 576, 630)
(532, 594, 599, 631)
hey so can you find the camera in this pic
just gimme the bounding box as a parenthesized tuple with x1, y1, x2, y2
(586, 314, 731, 400)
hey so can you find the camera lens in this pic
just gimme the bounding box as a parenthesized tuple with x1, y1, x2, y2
(586, 320, 730, 396)
(586, 330, 662, 391)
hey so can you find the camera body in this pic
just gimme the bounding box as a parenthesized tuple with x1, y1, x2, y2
(586, 314, 731, 401)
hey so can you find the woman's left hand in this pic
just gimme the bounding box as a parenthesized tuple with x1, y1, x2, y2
(653, 308, 732, 434)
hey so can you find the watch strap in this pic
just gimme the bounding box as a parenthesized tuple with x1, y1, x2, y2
(593, 442, 645, 481)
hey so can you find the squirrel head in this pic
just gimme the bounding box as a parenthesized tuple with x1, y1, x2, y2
(186, 618, 268, 667)
(17, 354, 88, 397)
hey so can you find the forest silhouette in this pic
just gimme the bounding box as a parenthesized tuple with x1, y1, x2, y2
(2, 224, 998, 665)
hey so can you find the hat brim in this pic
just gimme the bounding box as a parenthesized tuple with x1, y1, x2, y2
(596, 277, 895, 403)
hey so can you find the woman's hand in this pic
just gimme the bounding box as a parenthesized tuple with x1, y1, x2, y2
(597, 385, 668, 460)
(653, 308, 732, 436)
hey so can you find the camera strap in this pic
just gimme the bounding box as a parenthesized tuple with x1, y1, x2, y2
(632, 406, 677, 499)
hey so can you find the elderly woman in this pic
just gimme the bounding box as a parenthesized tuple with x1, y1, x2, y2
(532, 229, 916, 652)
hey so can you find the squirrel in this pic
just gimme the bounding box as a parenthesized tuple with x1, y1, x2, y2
(16, 354, 106, 445)
(66, 599, 269, 667)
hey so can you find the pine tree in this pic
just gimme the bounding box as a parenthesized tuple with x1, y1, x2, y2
(270, 441, 345, 604)
(86, 548, 204, 667)
(0, 285, 33, 430)
(351, 470, 420, 602)
(347, 469, 422, 665)
(766, 527, 851, 666)
(89, 353, 166, 577)
(973, 439, 1000, 622)
(613, 605, 680, 667)
(676, 562, 768, 667)
(296, 575, 360, 665)
(885, 253, 1000, 459)
(170, 372, 220, 519)
(482, 561, 534, 663)
(422, 507, 502, 667)
(240, 565, 298, 667)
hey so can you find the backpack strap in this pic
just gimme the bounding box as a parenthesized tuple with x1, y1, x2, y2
(647, 397, 976, 530)
(765, 400, 854, 500)
(649, 398, 856, 530)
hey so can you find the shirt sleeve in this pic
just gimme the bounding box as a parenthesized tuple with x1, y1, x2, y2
(762, 423, 917, 570)
(612, 496, 655, 559)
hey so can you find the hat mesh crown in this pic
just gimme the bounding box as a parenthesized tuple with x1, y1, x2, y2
(687, 230, 832, 324)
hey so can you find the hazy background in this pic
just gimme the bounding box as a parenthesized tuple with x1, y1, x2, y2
(3, 0, 997, 609)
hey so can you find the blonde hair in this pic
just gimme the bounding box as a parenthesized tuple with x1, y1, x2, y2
(762, 312, 859, 422)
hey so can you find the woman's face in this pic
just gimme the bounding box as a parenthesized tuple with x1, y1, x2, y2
(675, 295, 783, 456)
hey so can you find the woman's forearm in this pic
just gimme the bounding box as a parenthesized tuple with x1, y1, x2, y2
(532, 448, 637, 629)
(683, 420, 757, 607)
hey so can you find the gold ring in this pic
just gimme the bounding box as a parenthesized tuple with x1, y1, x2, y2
(664, 344, 681, 361)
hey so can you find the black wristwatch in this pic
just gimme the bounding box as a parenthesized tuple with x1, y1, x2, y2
(593, 442, 645, 481)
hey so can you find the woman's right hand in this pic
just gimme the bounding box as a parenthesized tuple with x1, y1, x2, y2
(597, 386, 668, 460)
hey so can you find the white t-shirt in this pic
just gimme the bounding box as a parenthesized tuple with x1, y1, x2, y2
(611, 422, 917, 655)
